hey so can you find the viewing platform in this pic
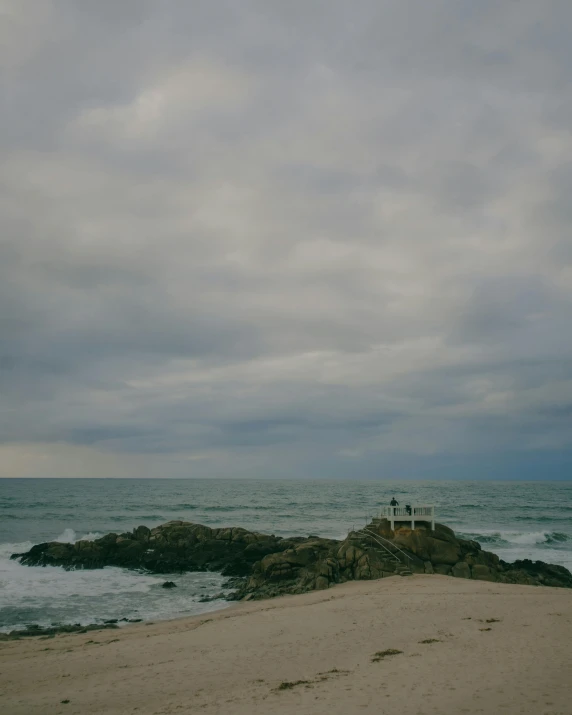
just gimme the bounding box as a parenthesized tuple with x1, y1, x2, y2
(378, 505, 435, 531)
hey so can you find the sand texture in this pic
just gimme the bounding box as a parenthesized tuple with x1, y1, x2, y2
(1, 575, 571, 715)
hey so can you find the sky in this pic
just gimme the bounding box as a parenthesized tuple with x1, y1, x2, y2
(1, 0, 571, 479)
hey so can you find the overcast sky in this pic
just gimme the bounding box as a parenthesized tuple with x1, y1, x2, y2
(1, 1, 571, 479)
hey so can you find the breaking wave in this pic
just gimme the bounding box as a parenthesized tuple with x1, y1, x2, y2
(55, 529, 103, 543)
(459, 530, 571, 547)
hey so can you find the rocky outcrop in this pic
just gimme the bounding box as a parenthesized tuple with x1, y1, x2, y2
(12, 519, 572, 600)
(0, 623, 118, 641)
(11, 521, 294, 576)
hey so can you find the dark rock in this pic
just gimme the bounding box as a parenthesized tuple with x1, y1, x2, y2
(11, 518, 572, 603)
(198, 592, 226, 602)
(221, 577, 246, 589)
(11, 521, 288, 576)
(452, 561, 471, 579)
(471, 564, 498, 582)
(0, 622, 118, 641)
(134, 525, 151, 543)
(433, 563, 452, 575)
(161, 581, 177, 589)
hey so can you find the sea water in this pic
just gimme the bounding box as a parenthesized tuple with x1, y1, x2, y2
(1, 479, 571, 633)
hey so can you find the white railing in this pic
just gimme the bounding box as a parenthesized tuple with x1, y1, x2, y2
(379, 504, 435, 530)
(380, 505, 434, 517)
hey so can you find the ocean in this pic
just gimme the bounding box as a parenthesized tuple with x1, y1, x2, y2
(1, 478, 571, 633)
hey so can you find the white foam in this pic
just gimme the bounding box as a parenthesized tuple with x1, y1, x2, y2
(507, 531, 553, 546)
(0, 542, 158, 601)
(0, 538, 230, 633)
(55, 529, 102, 543)
(55, 528, 76, 543)
(493, 546, 572, 572)
(463, 529, 564, 546)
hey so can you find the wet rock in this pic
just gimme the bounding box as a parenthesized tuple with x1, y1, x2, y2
(161, 581, 177, 589)
(12, 519, 572, 602)
(11, 522, 288, 576)
(198, 592, 226, 602)
(0, 622, 118, 641)
(134, 526, 151, 543)
(221, 577, 246, 589)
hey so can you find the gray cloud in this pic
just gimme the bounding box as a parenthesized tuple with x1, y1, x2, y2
(1, 0, 571, 478)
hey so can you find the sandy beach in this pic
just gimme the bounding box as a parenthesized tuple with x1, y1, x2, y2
(1, 575, 570, 715)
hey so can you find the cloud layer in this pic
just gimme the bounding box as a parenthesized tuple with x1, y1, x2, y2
(1, 0, 571, 478)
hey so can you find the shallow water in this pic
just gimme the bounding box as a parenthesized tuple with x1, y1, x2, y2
(1, 478, 571, 632)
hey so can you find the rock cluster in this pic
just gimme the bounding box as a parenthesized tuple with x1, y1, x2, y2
(12, 519, 572, 601)
(0, 622, 118, 641)
(12, 522, 291, 576)
(233, 520, 572, 599)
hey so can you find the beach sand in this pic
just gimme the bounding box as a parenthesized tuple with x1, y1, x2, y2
(1, 575, 571, 715)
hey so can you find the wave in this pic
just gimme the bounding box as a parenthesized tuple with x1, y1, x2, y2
(0, 530, 104, 554)
(0, 540, 34, 559)
(118, 504, 273, 513)
(55, 529, 103, 544)
(108, 514, 165, 522)
(459, 530, 571, 547)
(200, 505, 269, 512)
(120, 504, 187, 512)
(512, 515, 571, 523)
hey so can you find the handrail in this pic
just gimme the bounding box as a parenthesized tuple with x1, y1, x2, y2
(354, 527, 412, 566)
(361, 527, 412, 565)
(380, 505, 434, 517)
(354, 529, 398, 563)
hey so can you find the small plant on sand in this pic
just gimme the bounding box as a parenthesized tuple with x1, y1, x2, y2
(485, 618, 501, 623)
(479, 627, 492, 631)
(419, 638, 441, 644)
(316, 668, 351, 681)
(276, 680, 311, 690)
(371, 649, 403, 662)
(319, 668, 349, 674)
(60, 700, 70, 704)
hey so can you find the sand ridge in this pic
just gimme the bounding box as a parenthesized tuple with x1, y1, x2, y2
(1, 575, 571, 715)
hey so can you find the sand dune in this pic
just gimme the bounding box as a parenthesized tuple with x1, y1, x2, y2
(1, 575, 571, 715)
